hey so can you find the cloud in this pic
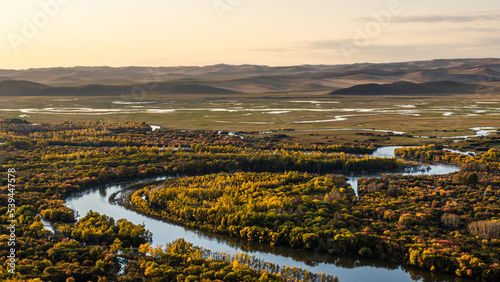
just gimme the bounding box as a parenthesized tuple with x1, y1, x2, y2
(382, 11, 500, 23)
(302, 36, 500, 57)
(251, 48, 291, 53)
(415, 27, 500, 34)
(303, 24, 500, 53)
(307, 40, 350, 50)
(479, 36, 500, 46)
(452, 27, 500, 33)
(329, 41, 495, 51)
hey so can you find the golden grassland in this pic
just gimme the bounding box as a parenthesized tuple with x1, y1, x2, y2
(0, 92, 498, 145)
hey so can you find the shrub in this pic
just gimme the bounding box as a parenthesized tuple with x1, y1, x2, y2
(399, 214, 416, 225)
(387, 185, 400, 197)
(359, 247, 373, 257)
(383, 209, 398, 221)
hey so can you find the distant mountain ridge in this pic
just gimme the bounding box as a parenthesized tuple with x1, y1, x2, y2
(0, 80, 239, 96)
(0, 58, 498, 94)
(0, 80, 50, 96)
(329, 81, 480, 95)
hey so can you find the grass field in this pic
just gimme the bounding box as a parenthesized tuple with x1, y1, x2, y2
(1, 92, 498, 145)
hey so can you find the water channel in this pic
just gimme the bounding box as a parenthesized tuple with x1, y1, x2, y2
(63, 146, 471, 282)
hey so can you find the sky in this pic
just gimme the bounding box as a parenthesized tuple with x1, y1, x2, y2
(1, 0, 500, 69)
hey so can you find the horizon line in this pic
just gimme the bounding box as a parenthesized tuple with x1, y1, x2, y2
(2, 57, 499, 71)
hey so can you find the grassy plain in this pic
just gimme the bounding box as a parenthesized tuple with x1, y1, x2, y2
(1, 92, 498, 146)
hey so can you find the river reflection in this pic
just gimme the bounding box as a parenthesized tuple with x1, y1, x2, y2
(63, 147, 470, 282)
(347, 146, 460, 195)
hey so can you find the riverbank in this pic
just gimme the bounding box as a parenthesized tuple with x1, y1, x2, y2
(64, 147, 476, 282)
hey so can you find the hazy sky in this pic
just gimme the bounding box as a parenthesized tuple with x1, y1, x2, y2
(1, 0, 500, 69)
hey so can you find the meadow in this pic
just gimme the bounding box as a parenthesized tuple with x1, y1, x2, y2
(0, 92, 498, 146)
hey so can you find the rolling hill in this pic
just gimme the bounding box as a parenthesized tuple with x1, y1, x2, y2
(0, 80, 50, 96)
(0, 80, 239, 96)
(0, 58, 498, 95)
(329, 81, 480, 95)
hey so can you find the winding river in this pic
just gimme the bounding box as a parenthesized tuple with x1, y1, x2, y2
(63, 146, 472, 282)
(346, 146, 460, 194)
